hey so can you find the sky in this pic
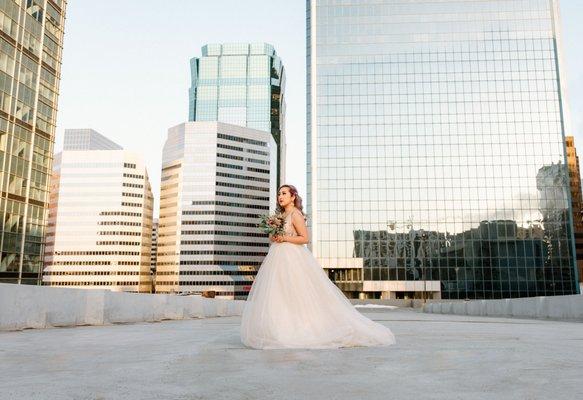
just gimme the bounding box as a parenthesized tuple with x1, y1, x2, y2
(56, 1, 583, 215)
(56, 0, 307, 213)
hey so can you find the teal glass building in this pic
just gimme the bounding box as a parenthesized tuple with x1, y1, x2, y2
(189, 43, 286, 187)
(307, 0, 580, 299)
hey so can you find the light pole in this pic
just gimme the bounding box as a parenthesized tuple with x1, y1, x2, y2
(420, 230, 428, 303)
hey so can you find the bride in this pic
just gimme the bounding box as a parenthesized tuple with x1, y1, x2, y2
(240, 184, 396, 349)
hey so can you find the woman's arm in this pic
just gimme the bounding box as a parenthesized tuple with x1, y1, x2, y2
(280, 212, 309, 245)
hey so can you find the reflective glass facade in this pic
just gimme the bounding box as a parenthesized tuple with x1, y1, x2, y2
(189, 43, 286, 187)
(307, 0, 580, 299)
(0, 0, 67, 285)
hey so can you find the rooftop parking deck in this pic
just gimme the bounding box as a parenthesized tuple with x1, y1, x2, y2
(1, 307, 582, 400)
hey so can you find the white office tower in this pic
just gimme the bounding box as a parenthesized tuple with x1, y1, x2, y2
(43, 130, 154, 292)
(156, 122, 273, 299)
(63, 128, 123, 151)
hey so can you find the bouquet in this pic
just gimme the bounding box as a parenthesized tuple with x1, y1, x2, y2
(258, 212, 286, 237)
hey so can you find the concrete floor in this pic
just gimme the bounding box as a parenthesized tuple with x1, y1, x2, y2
(1, 308, 582, 400)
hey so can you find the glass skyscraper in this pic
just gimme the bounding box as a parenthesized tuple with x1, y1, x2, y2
(0, 0, 67, 285)
(189, 43, 286, 187)
(307, 0, 580, 299)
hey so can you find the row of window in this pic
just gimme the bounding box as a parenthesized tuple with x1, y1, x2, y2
(180, 230, 266, 238)
(156, 270, 257, 276)
(98, 221, 142, 227)
(100, 211, 142, 217)
(122, 192, 143, 198)
(248, 166, 269, 174)
(191, 200, 269, 210)
(217, 161, 242, 170)
(217, 142, 268, 156)
(121, 202, 142, 208)
(216, 180, 269, 193)
(47, 261, 111, 266)
(182, 210, 262, 219)
(180, 240, 268, 247)
(158, 260, 262, 266)
(45, 271, 149, 276)
(182, 220, 259, 228)
(217, 171, 269, 183)
(217, 152, 269, 166)
(123, 173, 144, 179)
(157, 290, 248, 297)
(246, 148, 269, 156)
(216, 191, 269, 201)
(96, 241, 142, 246)
(47, 281, 146, 286)
(123, 182, 144, 189)
(97, 231, 142, 236)
(180, 250, 267, 256)
(217, 142, 244, 153)
(218, 132, 267, 147)
(52, 250, 141, 256)
(218, 152, 243, 161)
(156, 281, 251, 286)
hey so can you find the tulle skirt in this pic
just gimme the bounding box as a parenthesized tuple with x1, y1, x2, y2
(240, 242, 396, 350)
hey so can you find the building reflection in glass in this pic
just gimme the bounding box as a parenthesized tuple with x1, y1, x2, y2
(307, 0, 579, 299)
(327, 163, 577, 300)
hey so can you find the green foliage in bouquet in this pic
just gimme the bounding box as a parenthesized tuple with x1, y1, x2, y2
(258, 212, 286, 237)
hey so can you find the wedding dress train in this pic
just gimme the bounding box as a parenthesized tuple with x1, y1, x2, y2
(240, 209, 396, 350)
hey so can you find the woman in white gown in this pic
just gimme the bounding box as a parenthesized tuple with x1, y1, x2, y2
(241, 184, 396, 350)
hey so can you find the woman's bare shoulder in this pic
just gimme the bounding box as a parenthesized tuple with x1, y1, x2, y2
(291, 208, 306, 222)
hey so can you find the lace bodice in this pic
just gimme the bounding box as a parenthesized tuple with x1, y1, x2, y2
(283, 209, 299, 237)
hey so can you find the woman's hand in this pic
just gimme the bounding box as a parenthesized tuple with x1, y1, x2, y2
(273, 235, 286, 243)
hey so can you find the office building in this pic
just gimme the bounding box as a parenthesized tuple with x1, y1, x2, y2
(43, 130, 154, 292)
(307, 0, 579, 299)
(188, 43, 285, 187)
(63, 128, 122, 151)
(156, 121, 271, 299)
(0, 0, 68, 284)
(565, 136, 583, 289)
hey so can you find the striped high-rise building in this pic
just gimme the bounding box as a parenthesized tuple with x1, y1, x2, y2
(156, 121, 272, 299)
(42, 130, 154, 292)
(0, 0, 68, 285)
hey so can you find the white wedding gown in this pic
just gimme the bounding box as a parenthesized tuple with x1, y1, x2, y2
(240, 209, 396, 349)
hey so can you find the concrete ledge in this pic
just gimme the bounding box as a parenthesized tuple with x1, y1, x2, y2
(349, 298, 461, 308)
(0, 283, 245, 331)
(423, 294, 583, 322)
